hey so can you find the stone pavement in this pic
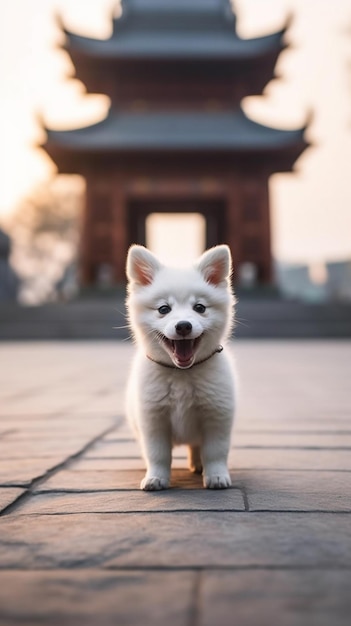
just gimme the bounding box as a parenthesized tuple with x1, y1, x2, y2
(0, 340, 350, 626)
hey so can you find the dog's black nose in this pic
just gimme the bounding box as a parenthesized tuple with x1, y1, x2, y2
(175, 321, 192, 337)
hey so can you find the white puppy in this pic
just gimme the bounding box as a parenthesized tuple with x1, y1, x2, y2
(125, 244, 236, 490)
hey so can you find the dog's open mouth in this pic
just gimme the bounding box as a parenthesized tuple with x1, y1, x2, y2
(161, 336, 202, 368)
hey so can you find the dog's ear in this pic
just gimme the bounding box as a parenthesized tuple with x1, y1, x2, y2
(196, 245, 232, 286)
(126, 245, 162, 286)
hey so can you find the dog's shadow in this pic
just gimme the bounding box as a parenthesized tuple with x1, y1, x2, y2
(170, 468, 208, 489)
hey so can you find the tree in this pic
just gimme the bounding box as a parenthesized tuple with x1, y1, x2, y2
(8, 175, 84, 304)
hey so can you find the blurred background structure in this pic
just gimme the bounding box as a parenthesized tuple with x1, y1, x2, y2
(0, 228, 19, 302)
(42, 0, 308, 287)
(0, 0, 351, 336)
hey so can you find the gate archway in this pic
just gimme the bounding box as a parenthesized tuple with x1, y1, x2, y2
(127, 198, 227, 255)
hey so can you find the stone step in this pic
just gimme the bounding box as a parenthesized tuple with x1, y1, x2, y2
(0, 298, 351, 339)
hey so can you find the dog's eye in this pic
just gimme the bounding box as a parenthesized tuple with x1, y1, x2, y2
(158, 305, 171, 315)
(193, 303, 206, 314)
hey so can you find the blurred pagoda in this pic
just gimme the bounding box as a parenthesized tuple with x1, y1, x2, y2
(42, 0, 309, 285)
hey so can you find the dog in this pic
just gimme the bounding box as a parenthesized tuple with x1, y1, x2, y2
(125, 244, 236, 490)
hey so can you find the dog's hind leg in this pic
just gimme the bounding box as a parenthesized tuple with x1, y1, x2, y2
(188, 446, 203, 474)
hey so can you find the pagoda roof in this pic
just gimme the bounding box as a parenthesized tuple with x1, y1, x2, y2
(62, 0, 288, 61)
(44, 110, 307, 156)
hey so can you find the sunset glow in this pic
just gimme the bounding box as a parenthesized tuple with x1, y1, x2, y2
(1, 0, 351, 266)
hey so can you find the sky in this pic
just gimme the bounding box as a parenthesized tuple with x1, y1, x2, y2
(0, 0, 351, 267)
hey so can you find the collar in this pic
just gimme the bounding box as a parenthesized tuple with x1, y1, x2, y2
(146, 345, 223, 369)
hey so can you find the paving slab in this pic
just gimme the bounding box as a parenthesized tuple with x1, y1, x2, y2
(228, 448, 351, 471)
(0, 512, 350, 569)
(232, 432, 351, 448)
(84, 440, 142, 459)
(0, 457, 69, 486)
(71, 457, 147, 471)
(33, 468, 204, 492)
(102, 426, 134, 441)
(0, 439, 105, 459)
(33, 469, 143, 492)
(17, 489, 245, 514)
(233, 470, 351, 512)
(235, 418, 351, 432)
(0, 397, 79, 416)
(0, 570, 196, 626)
(200, 570, 351, 626)
(1, 419, 118, 435)
(0, 488, 25, 512)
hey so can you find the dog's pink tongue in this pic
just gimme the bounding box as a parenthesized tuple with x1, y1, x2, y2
(173, 339, 194, 364)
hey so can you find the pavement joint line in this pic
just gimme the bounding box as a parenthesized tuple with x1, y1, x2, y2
(0, 482, 32, 488)
(0, 429, 16, 439)
(232, 468, 351, 473)
(241, 487, 250, 511)
(13, 508, 248, 516)
(189, 569, 202, 626)
(235, 430, 351, 434)
(31, 487, 243, 494)
(86, 455, 147, 460)
(103, 564, 351, 572)
(8, 509, 351, 517)
(0, 484, 30, 489)
(0, 419, 122, 518)
(31, 488, 143, 494)
(1, 564, 351, 573)
(248, 509, 351, 514)
(232, 445, 351, 450)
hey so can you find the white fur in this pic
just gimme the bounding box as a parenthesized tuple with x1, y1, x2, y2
(125, 244, 236, 490)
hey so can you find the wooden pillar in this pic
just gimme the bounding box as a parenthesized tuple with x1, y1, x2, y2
(235, 172, 273, 285)
(112, 174, 128, 283)
(260, 177, 273, 283)
(226, 176, 241, 284)
(80, 173, 126, 286)
(80, 178, 94, 285)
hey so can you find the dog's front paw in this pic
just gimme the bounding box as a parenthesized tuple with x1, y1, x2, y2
(204, 473, 232, 489)
(141, 476, 170, 491)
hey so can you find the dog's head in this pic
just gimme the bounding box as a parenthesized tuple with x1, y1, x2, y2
(126, 245, 235, 369)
